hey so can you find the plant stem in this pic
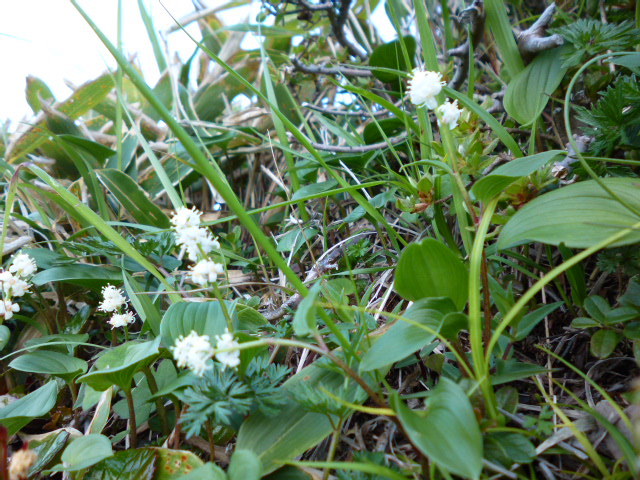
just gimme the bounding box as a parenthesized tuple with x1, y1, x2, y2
(211, 283, 233, 332)
(323, 416, 345, 480)
(125, 388, 138, 448)
(205, 420, 216, 462)
(142, 366, 169, 436)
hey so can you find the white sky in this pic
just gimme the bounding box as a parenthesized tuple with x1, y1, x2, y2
(0, 1, 394, 126)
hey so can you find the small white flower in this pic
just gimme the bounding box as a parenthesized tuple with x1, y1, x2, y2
(189, 260, 224, 286)
(9, 253, 37, 278)
(437, 100, 463, 130)
(0, 271, 30, 297)
(98, 284, 127, 312)
(0, 300, 20, 320)
(175, 226, 220, 261)
(215, 328, 240, 369)
(108, 311, 136, 329)
(171, 206, 201, 230)
(408, 70, 445, 109)
(171, 331, 215, 376)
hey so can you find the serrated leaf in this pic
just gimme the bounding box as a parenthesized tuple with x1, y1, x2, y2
(498, 178, 640, 249)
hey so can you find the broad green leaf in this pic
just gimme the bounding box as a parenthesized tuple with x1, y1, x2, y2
(54, 434, 113, 472)
(391, 378, 482, 479)
(0, 325, 9, 351)
(97, 169, 170, 228)
(394, 238, 468, 309)
(360, 298, 455, 371)
(29, 430, 71, 477)
(178, 463, 227, 480)
(504, 47, 567, 125)
(511, 302, 563, 341)
(0, 381, 58, 435)
(83, 448, 156, 480)
(160, 301, 236, 349)
(471, 150, 564, 203)
(498, 178, 640, 249)
(237, 358, 374, 474)
(590, 329, 620, 358)
(26, 75, 56, 113)
(291, 180, 338, 201)
(228, 449, 262, 480)
(9, 350, 87, 382)
(292, 282, 321, 337)
(77, 339, 160, 391)
(153, 448, 205, 479)
(369, 36, 416, 83)
(584, 296, 611, 323)
(87, 387, 113, 435)
(485, 432, 536, 466)
(32, 264, 124, 290)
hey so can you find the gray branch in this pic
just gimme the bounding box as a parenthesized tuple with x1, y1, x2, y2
(517, 3, 564, 59)
(448, 0, 486, 90)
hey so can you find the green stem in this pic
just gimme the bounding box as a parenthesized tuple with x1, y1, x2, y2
(323, 416, 345, 480)
(211, 283, 234, 332)
(125, 388, 138, 448)
(468, 198, 499, 419)
(143, 366, 169, 436)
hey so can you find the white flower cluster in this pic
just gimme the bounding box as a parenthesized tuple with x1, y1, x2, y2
(407, 69, 463, 130)
(99, 284, 136, 329)
(171, 207, 226, 287)
(171, 328, 240, 375)
(171, 207, 220, 262)
(0, 253, 37, 321)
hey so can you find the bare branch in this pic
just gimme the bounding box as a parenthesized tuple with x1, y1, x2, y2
(291, 57, 373, 77)
(302, 102, 391, 117)
(447, 0, 486, 90)
(517, 3, 564, 59)
(327, 0, 368, 59)
(309, 132, 408, 153)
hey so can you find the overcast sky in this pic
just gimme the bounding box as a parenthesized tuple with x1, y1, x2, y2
(0, 1, 394, 126)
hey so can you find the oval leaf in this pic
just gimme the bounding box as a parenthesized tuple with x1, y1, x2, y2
(57, 434, 113, 472)
(77, 339, 160, 391)
(394, 238, 468, 309)
(590, 329, 620, 359)
(504, 47, 568, 125)
(391, 378, 483, 479)
(0, 381, 58, 435)
(361, 298, 455, 371)
(498, 178, 640, 249)
(10, 350, 88, 382)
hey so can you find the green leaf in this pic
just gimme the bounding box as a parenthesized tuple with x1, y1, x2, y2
(178, 463, 227, 480)
(236, 358, 374, 474)
(160, 301, 236, 349)
(124, 272, 162, 336)
(624, 321, 640, 340)
(492, 359, 548, 385)
(77, 339, 160, 391)
(498, 178, 640, 249)
(360, 298, 455, 371)
(584, 296, 611, 323)
(96, 169, 171, 228)
(511, 302, 563, 341)
(32, 264, 124, 290)
(56, 434, 113, 472)
(369, 36, 416, 83)
(394, 238, 468, 309)
(291, 180, 338, 201)
(292, 282, 322, 337)
(9, 350, 88, 382)
(0, 381, 58, 435)
(485, 432, 536, 466)
(58, 135, 117, 162)
(153, 448, 205, 479)
(0, 325, 9, 351)
(391, 378, 483, 479)
(29, 430, 71, 477)
(504, 47, 568, 125)
(228, 449, 262, 480)
(83, 448, 156, 480)
(471, 150, 564, 203)
(590, 329, 620, 358)
(26, 76, 56, 113)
